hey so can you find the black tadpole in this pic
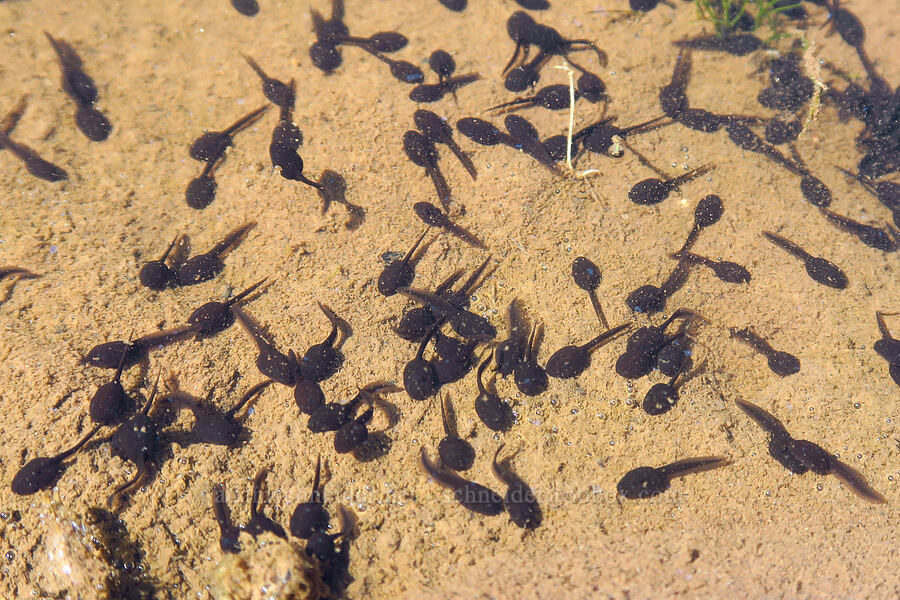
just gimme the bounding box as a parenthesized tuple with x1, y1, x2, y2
(762, 230, 848, 289)
(108, 370, 162, 505)
(641, 370, 683, 415)
(545, 323, 631, 379)
(403, 324, 440, 401)
(290, 455, 330, 539)
(420, 447, 504, 516)
(818, 207, 898, 252)
(404, 130, 452, 209)
(414, 109, 477, 181)
(11, 425, 102, 496)
(413, 201, 485, 248)
(398, 287, 496, 341)
(82, 327, 194, 370)
(676, 251, 751, 284)
(730, 327, 800, 377)
(617, 457, 729, 499)
(235, 308, 295, 386)
(299, 303, 345, 382)
(474, 353, 513, 432)
(492, 445, 542, 529)
(378, 228, 429, 297)
(735, 399, 886, 504)
(571, 256, 608, 329)
(139, 234, 180, 290)
(45, 32, 112, 142)
(514, 324, 548, 396)
(873, 311, 900, 368)
(438, 396, 475, 471)
(176, 222, 256, 286)
(675, 194, 724, 256)
(242, 54, 295, 109)
(89, 342, 133, 425)
(628, 165, 714, 206)
(189, 105, 269, 162)
(494, 299, 528, 377)
(0, 130, 68, 182)
(231, 0, 259, 16)
(187, 278, 268, 338)
(185, 156, 224, 210)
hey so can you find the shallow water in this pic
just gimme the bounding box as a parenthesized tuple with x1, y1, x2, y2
(0, 0, 898, 598)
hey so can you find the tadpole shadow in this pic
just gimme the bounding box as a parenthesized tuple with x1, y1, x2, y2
(318, 169, 365, 231)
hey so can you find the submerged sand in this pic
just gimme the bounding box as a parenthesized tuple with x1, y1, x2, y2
(0, 0, 898, 598)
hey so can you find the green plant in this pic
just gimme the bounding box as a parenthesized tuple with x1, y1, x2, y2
(694, 0, 802, 40)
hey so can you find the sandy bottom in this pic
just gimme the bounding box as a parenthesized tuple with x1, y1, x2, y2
(0, 0, 898, 598)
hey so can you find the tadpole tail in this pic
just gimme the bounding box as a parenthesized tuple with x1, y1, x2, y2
(658, 456, 729, 479)
(107, 459, 146, 508)
(209, 221, 256, 258)
(222, 105, 270, 136)
(241, 53, 268, 81)
(734, 398, 790, 437)
(446, 139, 478, 180)
(762, 230, 810, 261)
(55, 424, 104, 461)
(225, 277, 268, 307)
(589, 290, 609, 331)
(830, 459, 887, 504)
(226, 379, 274, 419)
(428, 167, 453, 212)
(583, 322, 631, 353)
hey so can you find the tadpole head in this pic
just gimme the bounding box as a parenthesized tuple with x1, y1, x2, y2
(139, 261, 176, 290)
(504, 65, 538, 92)
(571, 256, 602, 292)
(294, 379, 326, 415)
(513, 360, 548, 396)
(185, 173, 218, 210)
(768, 351, 800, 377)
(642, 383, 678, 415)
(75, 105, 112, 142)
(545, 345, 589, 379)
(368, 31, 409, 53)
(309, 41, 342, 72)
(438, 436, 475, 471)
(90, 381, 129, 425)
(628, 178, 671, 206)
(617, 466, 669, 499)
(403, 357, 439, 401)
(625, 285, 666, 314)
(11, 457, 63, 496)
(300, 345, 343, 382)
(390, 61, 425, 84)
(694, 195, 724, 228)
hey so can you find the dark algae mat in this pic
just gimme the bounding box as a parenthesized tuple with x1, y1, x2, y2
(0, 0, 899, 598)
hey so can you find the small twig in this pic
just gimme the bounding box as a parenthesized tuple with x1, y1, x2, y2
(799, 37, 827, 139)
(554, 62, 577, 173)
(554, 62, 600, 181)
